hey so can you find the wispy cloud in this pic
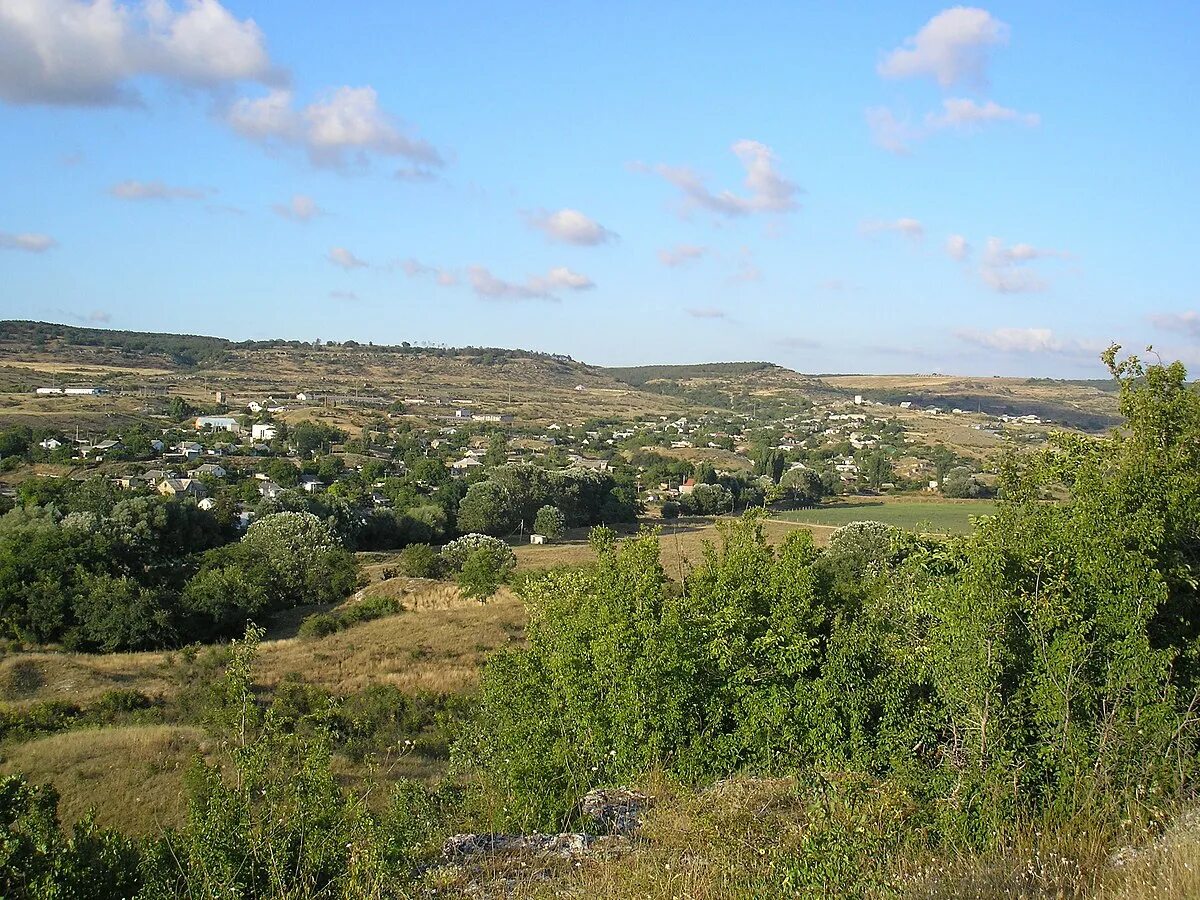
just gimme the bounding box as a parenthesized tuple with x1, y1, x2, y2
(467, 265, 594, 301)
(1149, 311, 1200, 338)
(109, 180, 207, 201)
(0, 231, 57, 252)
(227, 85, 443, 171)
(526, 208, 616, 246)
(400, 258, 458, 286)
(329, 290, 359, 301)
(878, 7, 1010, 89)
(927, 98, 1039, 130)
(956, 326, 1099, 357)
(979, 237, 1070, 294)
(272, 194, 323, 222)
(945, 234, 971, 261)
(686, 307, 727, 319)
(861, 217, 924, 240)
(657, 244, 708, 267)
(637, 140, 800, 218)
(327, 246, 368, 269)
(868, 98, 1039, 154)
(0, 0, 281, 107)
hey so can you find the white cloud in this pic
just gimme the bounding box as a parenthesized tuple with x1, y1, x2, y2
(227, 85, 442, 170)
(400, 258, 457, 286)
(946, 234, 970, 260)
(0, 0, 277, 107)
(730, 246, 762, 283)
(1149, 311, 1200, 338)
(861, 217, 924, 240)
(641, 139, 800, 217)
(878, 7, 1009, 88)
(657, 244, 707, 267)
(467, 265, 594, 301)
(327, 246, 367, 270)
(926, 97, 1040, 129)
(0, 231, 57, 252)
(686, 307, 726, 319)
(978, 237, 1069, 294)
(865, 107, 920, 154)
(869, 98, 1038, 154)
(956, 327, 1098, 356)
(109, 179, 206, 200)
(328, 290, 358, 301)
(526, 208, 615, 246)
(272, 194, 322, 222)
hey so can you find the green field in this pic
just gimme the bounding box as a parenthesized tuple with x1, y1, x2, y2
(773, 499, 997, 533)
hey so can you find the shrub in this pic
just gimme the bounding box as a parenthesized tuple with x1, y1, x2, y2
(396, 543, 442, 578)
(532, 505, 566, 542)
(439, 533, 513, 572)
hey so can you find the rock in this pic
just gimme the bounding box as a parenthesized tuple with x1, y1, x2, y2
(441, 831, 628, 860)
(578, 787, 653, 835)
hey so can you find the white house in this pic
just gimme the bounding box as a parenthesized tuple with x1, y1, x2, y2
(193, 463, 227, 478)
(195, 416, 241, 434)
(38, 437, 63, 450)
(251, 423, 278, 441)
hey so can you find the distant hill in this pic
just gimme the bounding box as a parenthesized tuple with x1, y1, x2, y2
(0, 320, 1123, 431)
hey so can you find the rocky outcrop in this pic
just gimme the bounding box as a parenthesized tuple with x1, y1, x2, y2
(439, 787, 654, 865)
(578, 786, 653, 835)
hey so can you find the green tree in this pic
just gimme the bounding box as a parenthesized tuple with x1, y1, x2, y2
(532, 505, 566, 541)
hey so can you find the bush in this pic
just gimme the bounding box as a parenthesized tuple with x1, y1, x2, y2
(396, 543, 442, 578)
(532, 505, 566, 542)
(439, 533, 513, 572)
(660, 500, 680, 520)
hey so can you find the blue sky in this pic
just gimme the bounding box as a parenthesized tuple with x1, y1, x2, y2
(1, 1, 1197, 377)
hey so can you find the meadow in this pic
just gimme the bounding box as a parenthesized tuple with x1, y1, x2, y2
(772, 497, 997, 533)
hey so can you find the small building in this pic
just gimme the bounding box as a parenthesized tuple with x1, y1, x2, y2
(158, 478, 207, 499)
(300, 477, 325, 494)
(35, 387, 64, 395)
(198, 497, 217, 511)
(259, 480, 285, 499)
(529, 533, 547, 545)
(193, 463, 227, 478)
(38, 437, 63, 450)
(251, 423, 278, 441)
(451, 456, 484, 472)
(65, 387, 105, 396)
(679, 478, 696, 495)
(195, 416, 241, 434)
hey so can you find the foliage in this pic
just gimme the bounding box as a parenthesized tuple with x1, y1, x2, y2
(394, 543, 443, 579)
(297, 594, 403, 639)
(532, 505, 566, 541)
(458, 349, 1200, 837)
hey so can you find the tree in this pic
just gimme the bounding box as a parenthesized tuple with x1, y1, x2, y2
(238, 511, 357, 608)
(533, 505, 566, 541)
(941, 466, 980, 498)
(456, 481, 512, 536)
(778, 467, 824, 505)
(862, 452, 894, 489)
(484, 432, 508, 468)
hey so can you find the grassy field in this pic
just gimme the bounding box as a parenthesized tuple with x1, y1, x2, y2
(772, 498, 997, 533)
(0, 725, 207, 834)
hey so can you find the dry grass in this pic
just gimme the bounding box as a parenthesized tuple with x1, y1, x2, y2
(254, 587, 525, 696)
(0, 579, 526, 708)
(434, 774, 1200, 900)
(510, 516, 830, 579)
(0, 725, 207, 835)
